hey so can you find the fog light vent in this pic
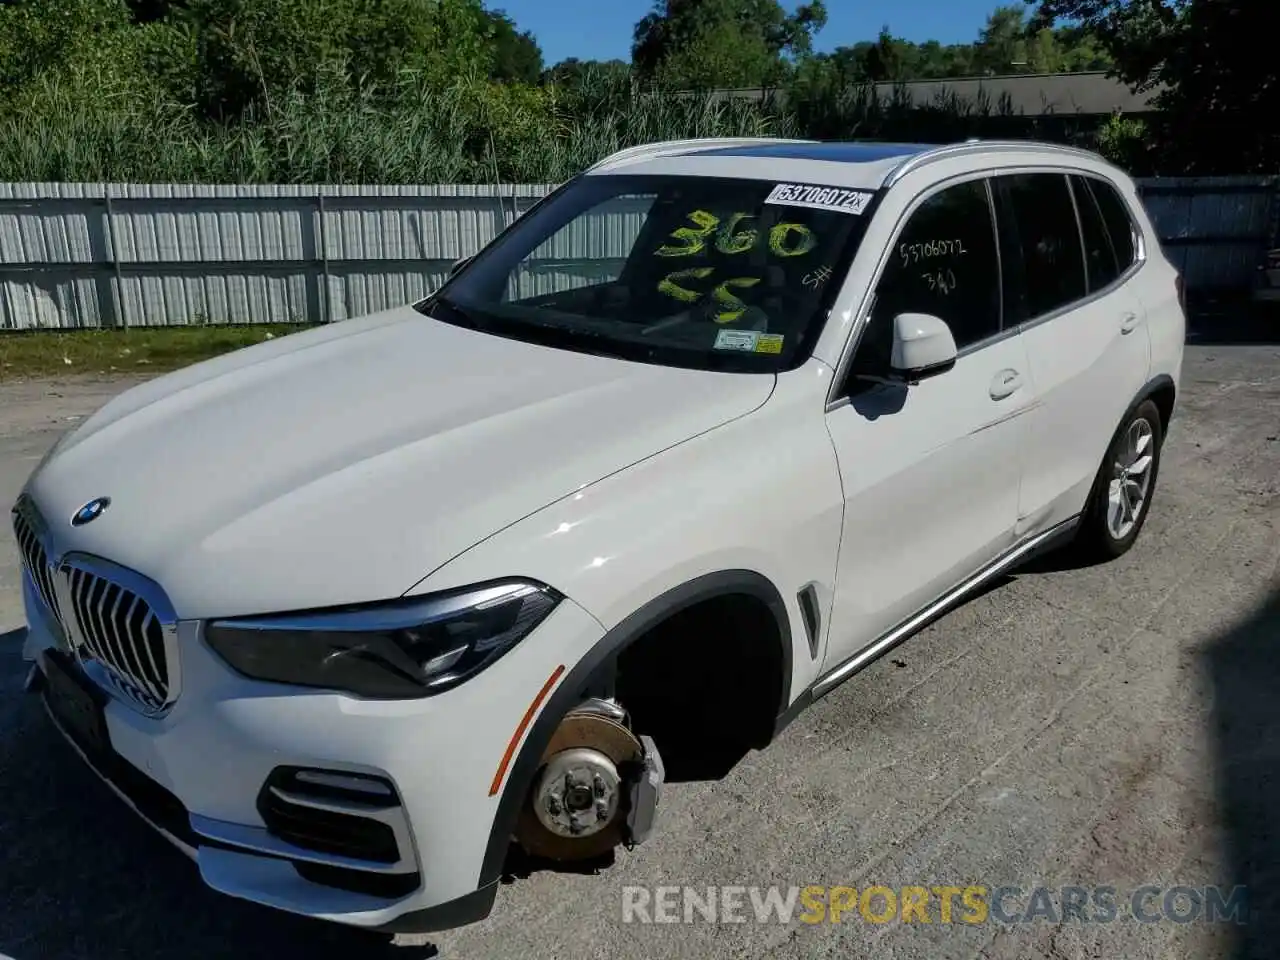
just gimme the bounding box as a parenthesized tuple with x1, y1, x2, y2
(256, 767, 404, 864)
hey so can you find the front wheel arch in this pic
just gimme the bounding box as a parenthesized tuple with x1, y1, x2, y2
(478, 569, 793, 887)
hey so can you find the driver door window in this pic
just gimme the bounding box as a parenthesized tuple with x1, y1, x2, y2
(852, 180, 1002, 377)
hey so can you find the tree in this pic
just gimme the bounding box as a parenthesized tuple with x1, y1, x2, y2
(1025, 0, 1182, 87)
(485, 9, 543, 85)
(1029, 0, 1277, 172)
(0, 0, 132, 86)
(122, 0, 186, 20)
(1146, 0, 1278, 172)
(632, 0, 828, 89)
(181, 0, 494, 120)
(863, 26, 909, 81)
(974, 5, 1032, 73)
(542, 57, 630, 87)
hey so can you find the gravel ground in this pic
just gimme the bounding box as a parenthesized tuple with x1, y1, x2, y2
(1, 341, 1278, 960)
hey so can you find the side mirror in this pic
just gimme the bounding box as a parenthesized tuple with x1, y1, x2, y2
(890, 312, 958, 381)
(448, 256, 472, 278)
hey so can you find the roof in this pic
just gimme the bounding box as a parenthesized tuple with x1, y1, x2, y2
(589, 145, 924, 191)
(694, 141, 931, 163)
(585, 137, 1121, 191)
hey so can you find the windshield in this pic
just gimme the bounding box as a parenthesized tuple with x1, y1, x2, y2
(418, 174, 879, 372)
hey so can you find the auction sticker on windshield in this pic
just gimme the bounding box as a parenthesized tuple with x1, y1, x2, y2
(714, 330, 785, 354)
(765, 183, 874, 216)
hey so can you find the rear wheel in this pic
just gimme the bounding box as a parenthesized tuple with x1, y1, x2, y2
(1074, 398, 1164, 561)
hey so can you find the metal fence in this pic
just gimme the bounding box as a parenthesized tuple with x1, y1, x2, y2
(1, 176, 1275, 331)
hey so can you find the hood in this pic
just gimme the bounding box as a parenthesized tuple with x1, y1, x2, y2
(25, 306, 774, 620)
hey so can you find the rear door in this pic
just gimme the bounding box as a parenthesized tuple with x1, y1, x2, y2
(992, 171, 1151, 535)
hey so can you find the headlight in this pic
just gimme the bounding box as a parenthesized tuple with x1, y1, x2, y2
(204, 580, 561, 698)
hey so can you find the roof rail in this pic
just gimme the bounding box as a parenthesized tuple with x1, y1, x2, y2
(587, 137, 819, 174)
(883, 138, 1106, 187)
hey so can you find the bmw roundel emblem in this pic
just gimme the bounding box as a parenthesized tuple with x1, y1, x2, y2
(71, 497, 111, 527)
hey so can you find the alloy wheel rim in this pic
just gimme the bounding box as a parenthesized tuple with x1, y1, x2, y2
(1106, 417, 1155, 540)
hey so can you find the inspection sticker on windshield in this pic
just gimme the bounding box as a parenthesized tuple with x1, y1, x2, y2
(714, 330, 784, 354)
(765, 183, 873, 215)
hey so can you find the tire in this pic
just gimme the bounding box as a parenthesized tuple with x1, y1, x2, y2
(1073, 398, 1165, 562)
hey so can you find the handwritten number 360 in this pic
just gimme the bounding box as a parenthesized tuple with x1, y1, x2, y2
(656, 210, 817, 259)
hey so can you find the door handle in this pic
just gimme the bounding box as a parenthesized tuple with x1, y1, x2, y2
(1120, 311, 1140, 334)
(990, 368, 1022, 400)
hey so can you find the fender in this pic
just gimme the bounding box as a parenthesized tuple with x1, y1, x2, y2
(478, 569, 793, 888)
(1133, 372, 1177, 429)
(1083, 372, 1178, 497)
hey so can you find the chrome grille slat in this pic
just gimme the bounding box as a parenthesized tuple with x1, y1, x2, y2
(125, 595, 166, 703)
(87, 577, 111, 661)
(12, 507, 61, 623)
(141, 613, 169, 700)
(105, 583, 138, 682)
(71, 570, 107, 663)
(104, 584, 138, 683)
(11, 495, 178, 716)
(131, 608, 167, 705)
(78, 571, 107, 662)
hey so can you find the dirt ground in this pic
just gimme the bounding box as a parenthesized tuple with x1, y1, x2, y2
(1, 339, 1278, 960)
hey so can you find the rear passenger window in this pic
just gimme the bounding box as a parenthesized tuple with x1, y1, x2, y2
(1071, 175, 1121, 291)
(998, 173, 1087, 319)
(1085, 177, 1138, 272)
(856, 180, 1001, 371)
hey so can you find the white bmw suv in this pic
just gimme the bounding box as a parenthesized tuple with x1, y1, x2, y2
(13, 137, 1184, 933)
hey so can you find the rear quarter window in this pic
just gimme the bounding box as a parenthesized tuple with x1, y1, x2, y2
(1083, 177, 1139, 272)
(1070, 174, 1122, 292)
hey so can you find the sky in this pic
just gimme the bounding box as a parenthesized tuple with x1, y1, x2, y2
(494, 0, 1005, 66)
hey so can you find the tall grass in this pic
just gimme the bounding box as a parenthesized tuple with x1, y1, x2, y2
(0, 60, 1107, 184)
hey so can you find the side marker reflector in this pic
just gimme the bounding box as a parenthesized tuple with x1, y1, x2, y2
(489, 664, 566, 797)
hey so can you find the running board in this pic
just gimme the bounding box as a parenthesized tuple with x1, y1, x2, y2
(811, 515, 1080, 699)
(773, 515, 1080, 733)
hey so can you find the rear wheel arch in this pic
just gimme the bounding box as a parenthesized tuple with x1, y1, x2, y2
(478, 569, 793, 887)
(1138, 374, 1177, 438)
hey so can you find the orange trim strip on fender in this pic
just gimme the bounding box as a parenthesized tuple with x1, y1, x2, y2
(489, 664, 566, 797)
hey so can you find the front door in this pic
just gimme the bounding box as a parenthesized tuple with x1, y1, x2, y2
(822, 176, 1036, 671)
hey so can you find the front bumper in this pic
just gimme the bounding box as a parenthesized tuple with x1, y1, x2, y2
(22, 566, 606, 932)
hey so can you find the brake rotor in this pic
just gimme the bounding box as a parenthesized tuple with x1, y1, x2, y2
(515, 711, 645, 861)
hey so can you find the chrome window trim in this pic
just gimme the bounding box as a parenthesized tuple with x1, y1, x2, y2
(882, 140, 1107, 189)
(1067, 173, 1094, 293)
(985, 177, 1005, 333)
(1014, 259, 1148, 335)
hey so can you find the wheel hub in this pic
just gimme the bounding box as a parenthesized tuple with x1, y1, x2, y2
(533, 747, 622, 838)
(1106, 416, 1155, 540)
(515, 709, 645, 861)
